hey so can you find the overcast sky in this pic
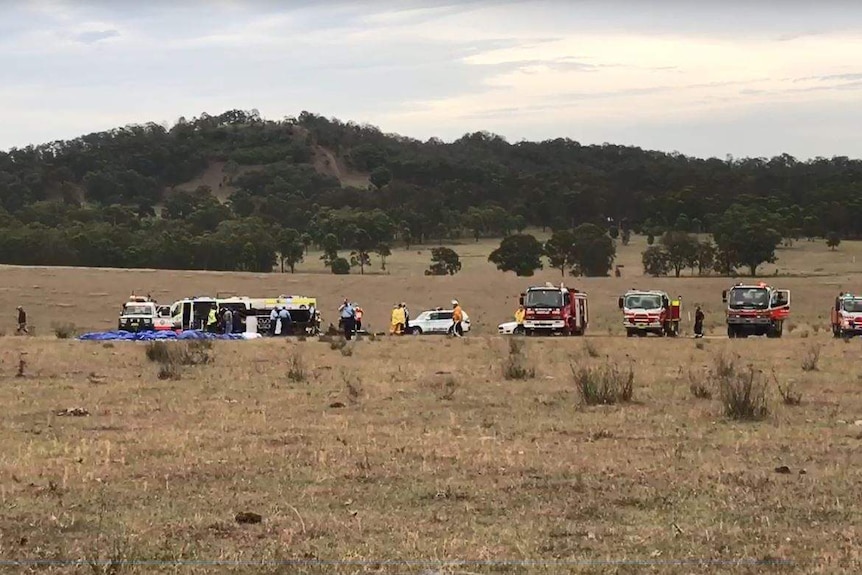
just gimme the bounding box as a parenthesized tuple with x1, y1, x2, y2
(2, 0, 862, 159)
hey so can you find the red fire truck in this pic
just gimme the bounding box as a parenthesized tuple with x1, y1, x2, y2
(618, 289, 681, 337)
(722, 282, 790, 338)
(519, 282, 589, 336)
(830, 292, 862, 338)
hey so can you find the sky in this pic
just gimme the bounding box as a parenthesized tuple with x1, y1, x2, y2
(2, 0, 862, 159)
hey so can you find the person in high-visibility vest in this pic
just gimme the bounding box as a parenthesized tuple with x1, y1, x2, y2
(206, 307, 218, 333)
(390, 304, 405, 335)
(451, 300, 464, 337)
(514, 305, 525, 327)
(354, 305, 364, 333)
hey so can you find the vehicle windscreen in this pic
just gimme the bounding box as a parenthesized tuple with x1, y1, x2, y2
(842, 298, 862, 312)
(625, 294, 663, 310)
(122, 305, 152, 316)
(728, 288, 769, 310)
(524, 290, 563, 308)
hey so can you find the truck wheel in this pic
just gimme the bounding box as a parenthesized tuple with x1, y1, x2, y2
(626, 328, 635, 338)
(727, 325, 736, 338)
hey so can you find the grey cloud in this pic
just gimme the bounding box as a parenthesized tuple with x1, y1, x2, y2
(74, 29, 120, 44)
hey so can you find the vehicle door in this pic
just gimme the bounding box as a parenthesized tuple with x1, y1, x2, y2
(432, 311, 453, 332)
(182, 302, 192, 330)
(771, 290, 791, 320)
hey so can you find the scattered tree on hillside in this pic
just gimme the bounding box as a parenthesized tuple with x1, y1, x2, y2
(826, 231, 841, 251)
(569, 224, 616, 277)
(331, 257, 351, 275)
(712, 205, 782, 276)
(659, 231, 699, 278)
(369, 166, 392, 189)
(642, 246, 671, 277)
(349, 229, 374, 274)
(375, 243, 391, 270)
(277, 228, 305, 273)
(544, 229, 577, 277)
(426, 247, 461, 276)
(320, 233, 339, 267)
(488, 234, 544, 276)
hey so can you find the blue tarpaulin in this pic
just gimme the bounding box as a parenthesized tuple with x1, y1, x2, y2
(77, 330, 251, 342)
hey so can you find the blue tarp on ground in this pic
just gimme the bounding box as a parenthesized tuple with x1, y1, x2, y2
(77, 330, 249, 341)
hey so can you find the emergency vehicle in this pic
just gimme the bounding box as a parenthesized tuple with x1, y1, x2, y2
(168, 294, 320, 335)
(618, 289, 681, 337)
(519, 282, 588, 336)
(722, 282, 790, 338)
(118, 295, 173, 333)
(830, 292, 862, 338)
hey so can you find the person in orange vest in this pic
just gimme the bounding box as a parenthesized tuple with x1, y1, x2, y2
(354, 304, 364, 334)
(450, 299, 464, 337)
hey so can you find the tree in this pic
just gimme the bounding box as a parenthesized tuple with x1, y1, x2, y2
(713, 206, 782, 277)
(427, 247, 461, 276)
(320, 233, 339, 267)
(642, 246, 671, 277)
(659, 231, 699, 277)
(369, 166, 392, 189)
(488, 234, 544, 276)
(300, 232, 313, 255)
(569, 223, 616, 277)
(695, 241, 716, 276)
(349, 229, 374, 274)
(277, 228, 305, 273)
(826, 231, 841, 251)
(646, 234, 655, 246)
(544, 229, 576, 277)
(621, 228, 632, 246)
(331, 257, 350, 274)
(375, 243, 391, 270)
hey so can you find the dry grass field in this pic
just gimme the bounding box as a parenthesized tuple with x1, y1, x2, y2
(1, 235, 862, 574)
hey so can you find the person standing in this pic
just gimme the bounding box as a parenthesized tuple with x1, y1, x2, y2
(514, 305, 525, 329)
(694, 305, 705, 338)
(401, 302, 410, 332)
(16, 306, 28, 335)
(278, 306, 292, 336)
(354, 304, 364, 334)
(451, 299, 464, 337)
(269, 307, 279, 336)
(339, 299, 356, 340)
(206, 307, 218, 333)
(223, 308, 234, 335)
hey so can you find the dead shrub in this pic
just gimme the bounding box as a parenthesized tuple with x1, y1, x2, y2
(571, 360, 634, 405)
(801, 344, 821, 372)
(502, 338, 535, 380)
(286, 350, 307, 383)
(584, 339, 601, 358)
(145, 339, 212, 380)
(775, 372, 802, 406)
(695, 340, 706, 350)
(52, 322, 79, 339)
(342, 370, 363, 405)
(714, 355, 769, 421)
(329, 337, 347, 351)
(688, 369, 713, 399)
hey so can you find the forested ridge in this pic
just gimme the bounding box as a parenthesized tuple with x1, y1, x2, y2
(1, 109, 860, 274)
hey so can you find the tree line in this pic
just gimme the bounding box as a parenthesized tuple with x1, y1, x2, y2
(0, 109, 859, 273)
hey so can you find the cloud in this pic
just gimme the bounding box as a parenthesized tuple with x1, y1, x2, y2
(73, 29, 120, 44)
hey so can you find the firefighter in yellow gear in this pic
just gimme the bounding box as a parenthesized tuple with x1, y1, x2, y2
(390, 304, 406, 335)
(206, 307, 218, 332)
(514, 305, 525, 326)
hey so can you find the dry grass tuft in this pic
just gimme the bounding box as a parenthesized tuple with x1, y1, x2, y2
(801, 344, 821, 372)
(502, 338, 535, 380)
(714, 354, 769, 421)
(52, 321, 79, 339)
(571, 360, 634, 405)
(286, 349, 307, 383)
(584, 339, 601, 358)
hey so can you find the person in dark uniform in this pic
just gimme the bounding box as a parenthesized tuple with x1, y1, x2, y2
(694, 305, 705, 338)
(16, 306, 28, 335)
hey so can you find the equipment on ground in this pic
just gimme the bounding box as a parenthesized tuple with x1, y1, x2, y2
(518, 282, 588, 336)
(618, 289, 681, 337)
(830, 292, 862, 338)
(722, 282, 790, 338)
(118, 295, 172, 333)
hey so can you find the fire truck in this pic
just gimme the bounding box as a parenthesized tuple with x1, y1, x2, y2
(830, 292, 862, 338)
(722, 282, 790, 338)
(519, 282, 589, 336)
(617, 289, 681, 337)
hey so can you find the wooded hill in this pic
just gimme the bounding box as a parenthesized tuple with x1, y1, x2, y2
(1, 109, 860, 273)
